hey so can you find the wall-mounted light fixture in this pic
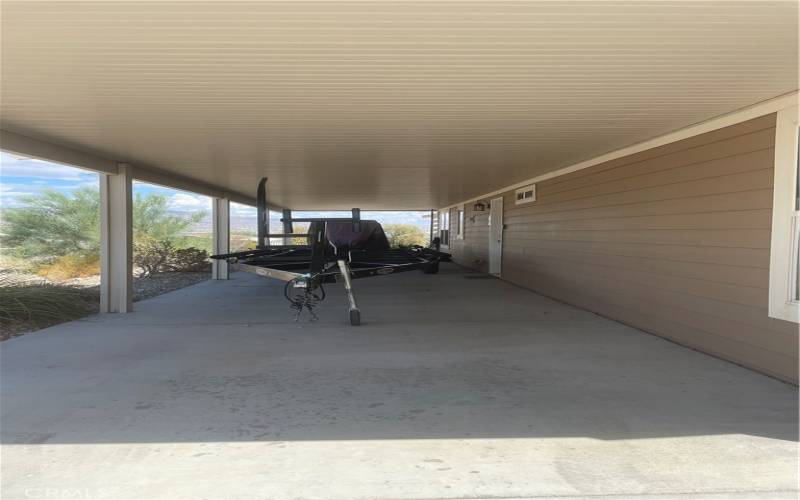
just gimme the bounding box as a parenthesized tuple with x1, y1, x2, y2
(473, 201, 486, 212)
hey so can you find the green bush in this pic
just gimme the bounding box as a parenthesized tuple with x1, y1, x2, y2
(230, 232, 258, 252)
(1, 188, 101, 260)
(133, 236, 209, 277)
(1, 188, 208, 276)
(133, 237, 173, 277)
(169, 247, 209, 273)
(132, 193, 206, 245)
(383, 223, 428, 247)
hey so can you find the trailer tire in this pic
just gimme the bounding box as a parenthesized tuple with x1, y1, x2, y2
(350, 309, 361, 326)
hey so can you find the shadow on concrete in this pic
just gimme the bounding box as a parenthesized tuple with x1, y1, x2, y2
(1, 265, 797, 444)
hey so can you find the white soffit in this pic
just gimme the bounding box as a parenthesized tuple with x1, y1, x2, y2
(1, 1, 798, 209)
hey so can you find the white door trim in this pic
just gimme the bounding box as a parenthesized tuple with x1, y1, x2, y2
(489, 196, 504, 276)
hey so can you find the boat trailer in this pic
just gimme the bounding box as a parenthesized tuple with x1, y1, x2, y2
(211, 178, 451, 325)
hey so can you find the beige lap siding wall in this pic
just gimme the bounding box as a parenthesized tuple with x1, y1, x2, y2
(447, 204, 491, 273)
(447, 114, 799, 383)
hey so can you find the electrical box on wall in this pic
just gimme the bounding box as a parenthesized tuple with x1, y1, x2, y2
(515, 184, 536, 204)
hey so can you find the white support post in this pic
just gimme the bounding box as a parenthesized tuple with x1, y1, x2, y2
(212, 197, 230, 280)
(99, 163, 133, 313)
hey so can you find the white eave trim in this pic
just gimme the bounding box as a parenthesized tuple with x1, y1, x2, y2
(0, 129, 261, 208)
(1, 129, 119, 175)
(439, 90, 799, 211)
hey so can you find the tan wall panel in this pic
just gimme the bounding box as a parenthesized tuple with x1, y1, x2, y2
(541, 130, 775, 197)
(448, 114, 799, 383)
(504, 239, 772, 269)
(505, 189, 774, 224)
(504, 168, 775, 216)
(545, 113, 778, 188)
(448, 202, 492, 273)
(516, 270, 798, 382)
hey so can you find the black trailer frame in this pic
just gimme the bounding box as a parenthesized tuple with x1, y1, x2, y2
(211, 178, 450, 325)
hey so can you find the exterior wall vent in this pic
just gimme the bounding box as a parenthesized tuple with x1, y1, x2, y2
(515, 184, 537, 205)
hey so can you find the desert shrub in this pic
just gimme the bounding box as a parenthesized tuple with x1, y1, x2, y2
(230, 232, 258, 252)
(177, 234, 212, 254)
(0, 274, 95, 336)
(383, 223, 428, 247)
(1, 188, 207, 265)
(133, 236, 208, 277)
(168, 247, 209, 272)
(1, 188, 101, 260)
(37, 254, 101, 281)
(290, 224, 310, 245)
(133, 237, 173, 277)
(132, 193, 206, 244)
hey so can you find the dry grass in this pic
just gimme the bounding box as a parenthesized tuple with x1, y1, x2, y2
(0, 254, 37, 274)
(36, 254, 101, 281)
(0, 273, 97, 340)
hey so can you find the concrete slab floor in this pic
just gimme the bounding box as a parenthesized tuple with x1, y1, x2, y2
(1, 264, 797, 500)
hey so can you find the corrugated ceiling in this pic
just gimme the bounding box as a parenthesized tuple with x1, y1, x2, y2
(1, 1, 797, 209)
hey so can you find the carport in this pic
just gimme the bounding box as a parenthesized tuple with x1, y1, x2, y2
(1, 1, 798, 499)
(3, 268, 797, 498)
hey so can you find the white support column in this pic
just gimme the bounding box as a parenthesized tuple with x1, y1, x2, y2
(212, 197, 230, 280)
(99, 163, 133, 313)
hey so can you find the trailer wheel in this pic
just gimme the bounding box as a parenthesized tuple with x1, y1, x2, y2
(349, 309, 361, 326)
(423, 261, 440, 274)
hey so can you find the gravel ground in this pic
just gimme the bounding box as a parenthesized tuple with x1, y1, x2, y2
(62, 270, 211, 301)
(0, 271, 210, 340)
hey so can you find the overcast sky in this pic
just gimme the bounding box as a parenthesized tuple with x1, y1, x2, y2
(0, 151, 430, 231)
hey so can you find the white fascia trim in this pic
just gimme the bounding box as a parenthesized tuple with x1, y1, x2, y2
(768, 104, 800, 323)
(1, 129, 119, 175)
(131, 166, 259, 208)
(0, 128, 261, 208)
(439, 90, 799, 211)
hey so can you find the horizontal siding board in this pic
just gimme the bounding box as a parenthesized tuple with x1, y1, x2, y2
(503, 266, 797, 354)
(502, 259, 767, 309)
(544, 114, 777, 189)
(508, 210, 772, 232)
(504, 239, 771, 269)
(504, 228, 772, 249)
(506, 257, 792, 336)
(535, 146, 775, 207)
(503, 168, 774, 216)
(522, 272, 798, 383)
(503, 189, 773, 224)
(504, 273, 797, 380)
(450, 114, 797, 382)
(518, 246, 769, 289)
(541, 131, 775, 197)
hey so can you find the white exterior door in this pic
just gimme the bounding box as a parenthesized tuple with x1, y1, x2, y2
(489, 196, 504, 275)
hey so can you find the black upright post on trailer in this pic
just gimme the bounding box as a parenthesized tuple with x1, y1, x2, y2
(256, 177, 268, 249)
(429, 209, 434, 246)
(308, 221, 327, 275)
(282, 209, 294, 245)
(282, 209, 293, 234)
(351, 208, 361, 232)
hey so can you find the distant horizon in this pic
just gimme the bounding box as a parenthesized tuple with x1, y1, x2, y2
(0, 151, 432, 234)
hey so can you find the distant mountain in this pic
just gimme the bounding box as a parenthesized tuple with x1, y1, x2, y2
(174, 210, 431, 235)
